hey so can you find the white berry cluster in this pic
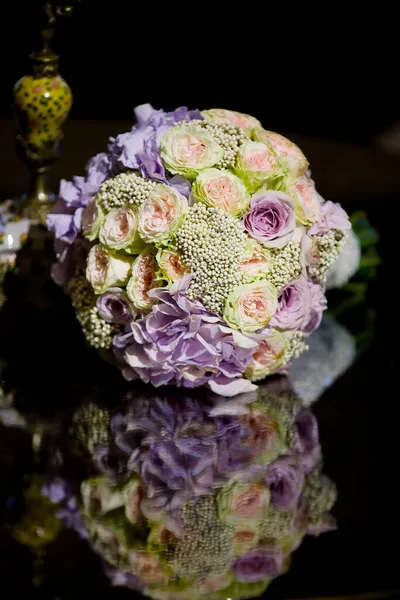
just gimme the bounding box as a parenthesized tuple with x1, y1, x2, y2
(70, 402, 111, 455)
(304, 470, 337, 518)
(308, 230, 347, 282)
(167, 496, 233, 579)
(97, 171, 157, 212)
(266, 241, 302, 290)
(175, 203, 245, 314)
(69, 273, 117, 350)
(283, 331, 309, 364)
(69, 273, 94, 311)
(190, 118, 249, 169)
(261, 505, 293, 539)
(76, 305, 117, 350)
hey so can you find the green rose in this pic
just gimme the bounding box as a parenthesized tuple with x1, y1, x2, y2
(160, 124, 224, 180)
(252, 129, 308, 177)
(81, 477, 125, 517)
(192, 168, 249, 216)
(82, 197, 105, 241)
(224, 281, 278, 333)
(217, 481, 270, 527)
(235, 141, 281, 191)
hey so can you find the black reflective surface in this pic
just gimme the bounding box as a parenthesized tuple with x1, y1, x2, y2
(1, 148, 398, 600)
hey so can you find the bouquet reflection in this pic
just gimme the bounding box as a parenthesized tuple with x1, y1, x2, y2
(42, 380, 336, 600)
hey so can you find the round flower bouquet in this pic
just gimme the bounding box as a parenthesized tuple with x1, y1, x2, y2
(48, 105, 351, 396)
(44, 381, 336, 600)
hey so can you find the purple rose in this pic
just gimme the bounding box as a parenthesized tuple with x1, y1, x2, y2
(294, 409, 320, 473)
(270, 276, 311, 331)
(308, 200, 351, 236)
(97, 287, 137, 325)
(242, 191, 296, 248)
(234, 548, 283, 582)
(302, 281, 327, 335)
(265, 456, 305, 509)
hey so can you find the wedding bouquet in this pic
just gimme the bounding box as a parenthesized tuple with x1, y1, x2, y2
(48, 105, 351, 396)
(43, 382, 336, 600)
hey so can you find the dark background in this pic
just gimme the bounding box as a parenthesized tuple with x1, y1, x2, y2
(1, 2, 399, 144)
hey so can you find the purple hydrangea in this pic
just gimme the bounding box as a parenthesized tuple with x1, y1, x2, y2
(108, 104, 201, 187)
(47, 153, 112, 246)
(115, 277, 257, 395)
(110, 393, 252, 534)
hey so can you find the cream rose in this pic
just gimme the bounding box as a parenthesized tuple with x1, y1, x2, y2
(138, 184, 187, 244)
(86, 244, 133, 294)
(124, 479, 143, 524)
(240, 238, 273, 282)
(126, 249, 163, 311)
(192, 168, 249, 216)
(224, 281, 278, 333)
(202, 108, 262, 130)
(99, 206, 143, 253)
(129, 551, 169, 586)
(82, 197, 105, 241)
(157, 247, 189, 283)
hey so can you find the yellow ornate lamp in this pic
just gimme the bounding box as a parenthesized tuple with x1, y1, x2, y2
(12, 2, 75, 223)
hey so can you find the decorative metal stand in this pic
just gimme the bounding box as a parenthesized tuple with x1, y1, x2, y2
(12, 2, 76, 223)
